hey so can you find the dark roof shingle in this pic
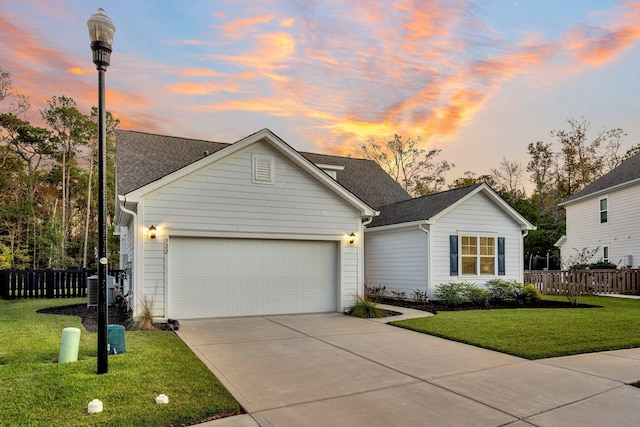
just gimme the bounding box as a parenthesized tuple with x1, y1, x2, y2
(116, 129, 410, 209)
(563, 151, 640, 204)
(369, 184, 482, 228)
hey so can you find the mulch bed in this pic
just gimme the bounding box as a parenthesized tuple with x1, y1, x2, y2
(37, 303, 170, 332)
(374, 296, 599, 315)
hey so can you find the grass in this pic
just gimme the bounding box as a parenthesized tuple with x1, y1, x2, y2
(349, 297, 385, 318)
(391, 295, 640, 360)
(0, 298, 241, 427)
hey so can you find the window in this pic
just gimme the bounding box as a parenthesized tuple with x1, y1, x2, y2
(599, 197, 608, 223)
(460, 235, 495, 276)
(603, 245, 609, 262)
(450, 235, 505, 276)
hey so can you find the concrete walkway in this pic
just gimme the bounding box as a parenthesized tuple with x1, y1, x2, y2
(177, 305, 640, 426)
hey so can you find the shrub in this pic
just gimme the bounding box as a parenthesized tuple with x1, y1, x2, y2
(518, 284, 542, 304)
(570, 260, 618, 270)
(413, 289, 429, 305)
(390, 289, 407, 299)
(434, 282, 471, 307)
(365, 285, 387, 301)
(132, 296, 156, 331)
(349, 298, 385, 318)
(466, 287, 490, 308)
(486, 279, 522, 300)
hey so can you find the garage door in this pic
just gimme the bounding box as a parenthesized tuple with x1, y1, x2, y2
(168, 237, 337, 319)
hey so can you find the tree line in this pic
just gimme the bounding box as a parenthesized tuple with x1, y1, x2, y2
(361, 121, 639, 262)
(2, 60, 638, 270)
(0, 66, 119, 270)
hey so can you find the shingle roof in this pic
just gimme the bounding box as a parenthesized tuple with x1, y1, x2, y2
(116, 129, 410, 209)
(562, 151, 640, 205)
(368, 183, 482, 228)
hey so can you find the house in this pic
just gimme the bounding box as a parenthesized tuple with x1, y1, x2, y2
(364, 183, 535, 299)
(114, 129, 410, 319)
(555, 151, 640, 269)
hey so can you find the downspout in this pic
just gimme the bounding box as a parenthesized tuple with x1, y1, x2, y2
(522, 229, 530, 283)
(358, 215, 374, 303)
(118, 197, 138, 312)
(419, 223, 431, 299)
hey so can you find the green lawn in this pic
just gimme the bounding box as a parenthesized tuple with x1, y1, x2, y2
(391, 295, 640, 359)
(0, 298, 241, 427)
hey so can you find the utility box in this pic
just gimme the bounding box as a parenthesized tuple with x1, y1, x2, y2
(107, 324, 126, 355)
(87, 275, 116, 307)
(58, 327, 81, 363)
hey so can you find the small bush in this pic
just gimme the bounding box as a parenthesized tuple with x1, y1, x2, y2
(519, 284, 542, 304)
(434, 282, 471, 307)
(390, 289, 407, 299)
(486, 279, 522, 300)
(365, 285, 387, 301)
(413, 289, 429, 305)
(133, 296, 156, 330)
(570, 260, 618, 270)
(349, 298, 385, 318)
(466, 287, 490, 308)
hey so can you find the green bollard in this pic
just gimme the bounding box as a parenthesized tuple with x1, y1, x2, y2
(58, 327, 81, 363)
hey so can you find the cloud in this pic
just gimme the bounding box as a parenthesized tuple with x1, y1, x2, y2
(216, 15, 274, 35)
(165, 81, 237, 95)
(567, 4, 640, 65)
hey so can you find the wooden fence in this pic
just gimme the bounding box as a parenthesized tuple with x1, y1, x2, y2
(0, 269, 88, 299)
(524, 269, 640, 296)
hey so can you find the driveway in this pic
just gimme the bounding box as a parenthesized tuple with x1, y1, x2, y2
(177, 306, 640, 426)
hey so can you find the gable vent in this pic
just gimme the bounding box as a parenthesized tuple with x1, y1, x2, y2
(253, 154, 274, 184)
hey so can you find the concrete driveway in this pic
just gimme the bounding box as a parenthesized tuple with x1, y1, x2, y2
(177, 306, 640, 427)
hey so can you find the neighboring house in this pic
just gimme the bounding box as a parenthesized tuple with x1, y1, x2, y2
(556, 151, 640, 269)
(364, 183, 535, 299)
(115, 129, 410, 319)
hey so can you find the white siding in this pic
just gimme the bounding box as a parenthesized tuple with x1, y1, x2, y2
(429, 192, 524, 296)
(364, 226, 428, 296)
(560, 184, 640, 268)
(135, 141, 363, 317)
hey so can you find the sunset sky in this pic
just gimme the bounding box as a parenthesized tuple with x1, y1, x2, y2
(1, 1, 639, 191)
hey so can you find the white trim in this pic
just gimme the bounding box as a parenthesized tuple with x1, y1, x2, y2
(599, 196, 609, 224)
(365, 220, 431, 233)
(162, 228, 345, 241)
(458, 232, 498, 277)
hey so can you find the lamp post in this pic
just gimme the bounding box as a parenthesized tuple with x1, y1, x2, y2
(87, 8, 115, 375)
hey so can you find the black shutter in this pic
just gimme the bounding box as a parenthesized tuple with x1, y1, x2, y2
(498, 237, 505, 275)
(450, 235, 458, 276)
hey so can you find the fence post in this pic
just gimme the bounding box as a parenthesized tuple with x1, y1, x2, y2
(0, 270, 7, 299)
(46, 269, 54, 298)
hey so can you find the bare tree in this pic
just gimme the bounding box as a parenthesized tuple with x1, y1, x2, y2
(361, 134, 453, 196)
(491, 157, 525, 199)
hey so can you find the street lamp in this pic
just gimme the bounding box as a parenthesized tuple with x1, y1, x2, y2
(88, 8, 115, 375)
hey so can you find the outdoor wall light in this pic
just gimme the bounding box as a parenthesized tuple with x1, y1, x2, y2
(149, 225, 157, 239)
(348, 233, 356, 245)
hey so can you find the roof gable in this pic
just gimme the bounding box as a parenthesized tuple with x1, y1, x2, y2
(368, 183, 535, 230)
(116, 129, 409, 209)
(561, 151, 640, 206)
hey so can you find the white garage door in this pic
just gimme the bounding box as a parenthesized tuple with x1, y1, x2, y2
(168, 237, 337, 319)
